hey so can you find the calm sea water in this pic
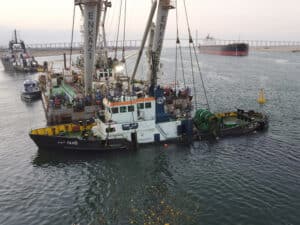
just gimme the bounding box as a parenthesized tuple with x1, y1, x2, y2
(0, 49, 299, 225)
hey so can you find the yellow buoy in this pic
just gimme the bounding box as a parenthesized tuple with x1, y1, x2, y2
(257, 88, 266, 104)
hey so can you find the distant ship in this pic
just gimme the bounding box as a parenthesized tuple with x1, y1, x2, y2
(199, 35, 249, 56)
(0, 30, 40, 72)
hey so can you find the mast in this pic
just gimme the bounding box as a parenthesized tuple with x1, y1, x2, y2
(150, 0, 174, 92)
(95, 0, 103, 45)
(14, 29, 17, 43)
(101, 1, 111, 66)
(147, 23, 155, 83)
(131, 0, 158, 82)
(75, 0, 99, 95)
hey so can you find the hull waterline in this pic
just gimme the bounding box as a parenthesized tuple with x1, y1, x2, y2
(199, 43, 249, 56)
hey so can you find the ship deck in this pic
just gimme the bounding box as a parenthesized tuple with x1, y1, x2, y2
(51, 82, 80, 100)
(59, 130, 99, 139)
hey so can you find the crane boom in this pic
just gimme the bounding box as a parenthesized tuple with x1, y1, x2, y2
(150, 0, 174, 91)
(75, 0, 99, 95)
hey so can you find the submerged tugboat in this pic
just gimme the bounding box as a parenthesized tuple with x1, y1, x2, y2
(194, 109, 268, 139)
(1, 30, 40, 72)
(21, 79, 41, 101)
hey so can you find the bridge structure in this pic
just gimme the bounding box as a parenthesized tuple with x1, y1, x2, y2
(1, 38, 300, 54)
(0, 40, 142, 52)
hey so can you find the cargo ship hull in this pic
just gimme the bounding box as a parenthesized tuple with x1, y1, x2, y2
(199, 43, 249, 56)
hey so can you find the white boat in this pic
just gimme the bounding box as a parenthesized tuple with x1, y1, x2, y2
(21, 79, 41, 101)
(90, 86, 193, 144)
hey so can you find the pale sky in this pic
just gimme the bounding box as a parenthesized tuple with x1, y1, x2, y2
(1, 0, 300, 45)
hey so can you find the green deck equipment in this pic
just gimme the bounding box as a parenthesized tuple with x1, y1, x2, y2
(194, 109, 220, 136)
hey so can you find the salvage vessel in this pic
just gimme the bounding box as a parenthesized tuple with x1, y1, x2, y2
(30, 0, 267, 151)
(1, 30, 41, 72)
(31, 0, 195, 150)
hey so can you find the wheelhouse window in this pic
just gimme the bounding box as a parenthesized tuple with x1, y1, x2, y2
(145, 102, 152, 109)
(128, 105, 134, 112)
(112, 107, 119, 114)
(120, 106, 127, 113)
(106, 127, 116, 133)
(137, 103, 144, 109)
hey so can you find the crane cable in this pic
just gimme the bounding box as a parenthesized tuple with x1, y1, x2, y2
(106, 0, 117, 42)
(123, 0, 135, 124)
(70, 3, 76, 69)
(183, 0, 210, 111)
(114, 0, 123, 59)
(184, 15, 198, 107)
(175, 0, 187, 92)
(122, 0, 127, 62)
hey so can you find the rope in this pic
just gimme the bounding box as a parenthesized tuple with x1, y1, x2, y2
(188, 40, 198, 108)
(106, 0, 116, 41)
(183, 0, 210, 110)
(69, 4, 76, 69)
(114, 0, 123, 59)
(178, 45, 186, 88)
(182, 0, 198, 108)
(192, 42, 210, 110)
(175, 43, 178, 91)
(122, 0, 127, 62)
(174, 0, 179, 92)
(174, 0, 187, 93)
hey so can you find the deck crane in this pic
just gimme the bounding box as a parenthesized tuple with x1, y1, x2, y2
(74, 0, 111, 95)
(131, 0, 174, 96)
(149, 0, 175, 94)
(75, 0, 100, 95)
